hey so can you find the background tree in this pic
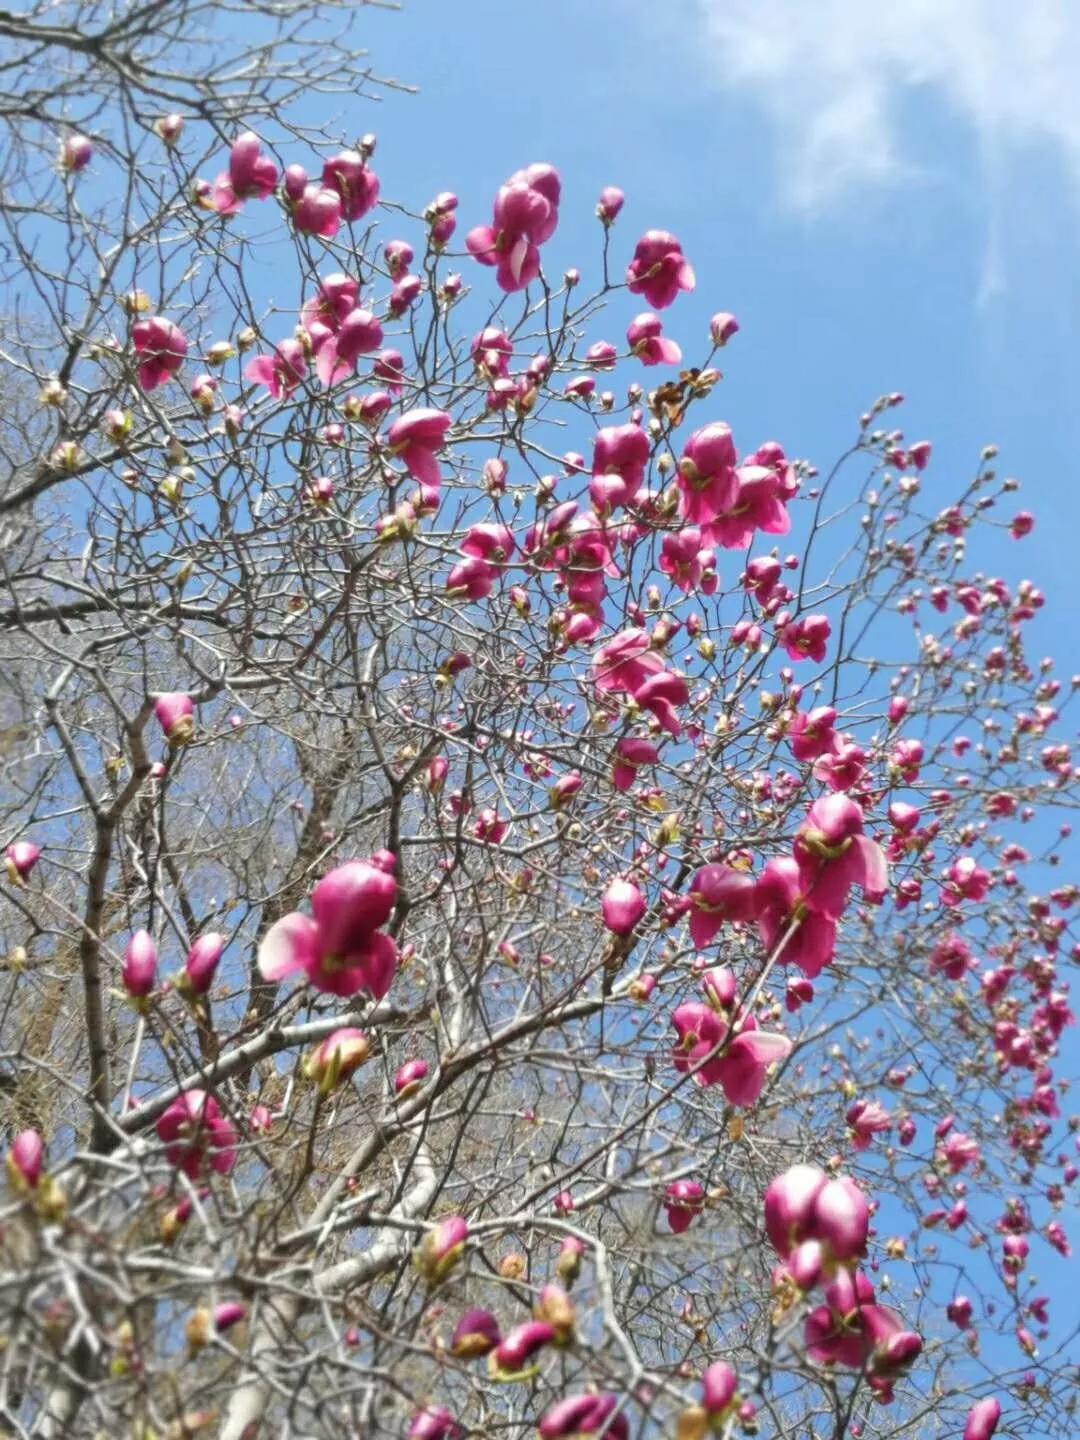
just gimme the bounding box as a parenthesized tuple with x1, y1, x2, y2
(0, 7, 1075, 1440)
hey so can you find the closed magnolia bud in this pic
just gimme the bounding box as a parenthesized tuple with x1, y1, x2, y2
(154, 113, 185, 145)
(60, 134, 93, 173)
(159, 474, 182, 506)
(394, 1059, 429, 1098)
(492, 1320, 556, 1375)
(498, 1250, 527, 1280)
(179, 932, 225, 998)
(602, 877, 646, 937)
(709, 312, 739, 346)
(51, 441, 82, 474)
(123, 929, 158, 1001)
(7, 1129, 44, 1192)
(450, 1307, 500, 1359)
(205, 340, 236, 366)
(534, 1283, 575, 1342)
(214, 1301, 247, 1335)
(304, 1028, 371, 1094)
(154, 692, 195, 747)
(5, 841, 42, 884)
(415, 1215, 468, 1284)
(555, 1235, 584, 1286)
(186, 1308, 213, 1354)
(963, 1397, 1002, 1440)
(39, 377, 67, 407)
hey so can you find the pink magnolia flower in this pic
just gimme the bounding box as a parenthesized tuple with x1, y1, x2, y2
(947, 1296, 974, 1329)
(687, 863, 759, 947)
(756, 857, 838, 977)
(780, 613, 831, 664)
(132, 317, 188, 391)
(154, 114, 184, 147)
(474, 807, 508, 844)
(942, 1131, 981, 1173)
(154, 691, 195, 746)
(384, 238, 414, 276)
(540, 1395, 629, 1440)
(301, 275, 355, 347)
(374, 348, 407, 394)
(123, 929, 158, 999)
(677, 422, 739, 526)
(794, 795, 888, 919)
(847, 1098, 892, 1151)
(408, 1406, 461, 1440)
(461, 524, 516, 569)
(814, 739, 867, 792)
(627, 311, 682, 366)
(322, 150, 380, 221)
(964, 1397, 1002, 1440)
(612, 736, 659, 792)
(593, 628, 664, 696)
(446, 555, 496, 600)
(701, 461, 795, 550)
(626, 229, 695, 309)
(493, 1320, 557, 1375)
(314, 308, 383, 386)
(765, 1165, 869, 1265)
(291, 183, 343, 238)
(930, 933, 975, 980)
(942, 856, 991, 907)
(466, 162, 561, 292)
(908, 439, 932, 470)
(590, 423, 651, 511)
(211, 131, 278, 214)
(597, 185, 625, 223)
(389, 273, 423, 316)
(659, 528, 713, 593)
(7, 1129, 44, 1191)
(451, 1308, 501, 1358)
(156, 1090, 237, 1178)
(244, 339, 308, 399)
(4, 841, 41, 883)
(471, 325, 514, 377)
(671, 1003, 792, 1105)
(701, 965, 738, 1012)
(602, 877, 646, 936)
(257, 857, 399, 998)
(214, 1301, 247, 1334)
(664, 1178, 705, 1233)
(710, 312, 739, 345)
(634, 668, 690, 736)
(805, 1282, 922, 1388)
(788, 706, 839, 762)
(702, 1361, 739, 1419)
(387, 407, 452, 485)
(745, 554, 783, 601)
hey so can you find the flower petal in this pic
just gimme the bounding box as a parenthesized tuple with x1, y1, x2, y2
(257, 912, 318, 982)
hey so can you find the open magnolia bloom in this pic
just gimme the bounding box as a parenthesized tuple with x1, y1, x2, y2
(671, 1002, 793, 1106)
(257, 857, 398, 998)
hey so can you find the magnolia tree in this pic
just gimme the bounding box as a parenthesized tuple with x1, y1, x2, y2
(0, 21, 1076, 1440)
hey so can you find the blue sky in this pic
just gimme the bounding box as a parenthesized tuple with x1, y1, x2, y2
(349, 0, 1078, 628)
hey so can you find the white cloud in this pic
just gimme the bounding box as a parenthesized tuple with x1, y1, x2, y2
(691, 0, 1080, 214)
